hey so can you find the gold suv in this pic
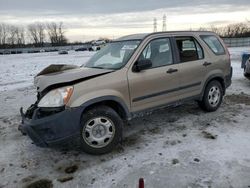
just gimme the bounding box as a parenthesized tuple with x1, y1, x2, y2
(20, 31, 232, 154)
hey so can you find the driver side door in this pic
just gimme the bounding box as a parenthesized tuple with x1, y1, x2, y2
(128, 37, 182, 112)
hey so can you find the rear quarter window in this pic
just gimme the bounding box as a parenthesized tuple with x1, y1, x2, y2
(175, 36, 204, 63)
(200, 35, 225, 55)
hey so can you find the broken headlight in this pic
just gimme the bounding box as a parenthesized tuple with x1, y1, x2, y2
(38, 86, 73, 108)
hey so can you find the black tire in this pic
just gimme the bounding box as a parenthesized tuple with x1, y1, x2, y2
(244, 67, 250, 77)
(198, 80, 223, 112)
(79, 105, 123, 155)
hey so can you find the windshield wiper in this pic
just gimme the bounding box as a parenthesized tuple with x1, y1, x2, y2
(90, 66, 106, 69)
(83, 65, 105, 69)
(88, 66, 116, 70)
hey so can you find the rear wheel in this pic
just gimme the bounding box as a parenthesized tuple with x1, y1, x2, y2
(198, 80, 223, 112)
(80, 106, 123, 155)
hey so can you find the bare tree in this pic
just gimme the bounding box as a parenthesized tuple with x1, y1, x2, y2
(37, 23, 45, 46)
(0, 24, 2, 45)
(7, 25, 17, 46)
(28, 24, 39, 45)
(209, 25, 223, 36)
(28, 22, 45, 47)
(197, 27, 207, 32)
(222, 23, 250, 37)
(16, 27, 25, 47)
(58, 22, 68, 45)
(47, 22, 58, 45)
(197, 23, 250, 38)
(1, 25, 25, 48)
(0, 23, 9, 46)
(47, 22, 67, 46)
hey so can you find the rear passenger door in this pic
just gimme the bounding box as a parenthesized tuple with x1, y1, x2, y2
(173, 36, 205, 99)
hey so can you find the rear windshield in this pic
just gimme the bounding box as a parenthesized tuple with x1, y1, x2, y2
(200, 35, 225, 55)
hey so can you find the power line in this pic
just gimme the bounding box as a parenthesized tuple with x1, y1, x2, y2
(162, 14, 166, 31)
(153, 18, 157, 32)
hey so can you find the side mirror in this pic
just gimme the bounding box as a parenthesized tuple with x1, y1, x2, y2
(133, 59, 152, 72)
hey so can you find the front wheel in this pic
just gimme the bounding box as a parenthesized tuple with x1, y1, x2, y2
(80, 106, 123, 155)
(198, 80, 223, 112)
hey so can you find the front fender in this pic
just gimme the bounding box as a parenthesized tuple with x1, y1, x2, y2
(69, 90, 131, 119)
(80, 95, 130, 118)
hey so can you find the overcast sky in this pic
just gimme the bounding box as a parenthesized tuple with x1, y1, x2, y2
(0, 0, 249, 41)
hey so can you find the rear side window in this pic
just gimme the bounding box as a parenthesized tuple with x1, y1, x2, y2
(200, 35, 225, 55)
(175, 37, 204, 63)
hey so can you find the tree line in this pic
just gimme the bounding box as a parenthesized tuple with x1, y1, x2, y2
(1, 21, 250, 49)
(198, 22, 250, 38)
(0, 22, 68, 48)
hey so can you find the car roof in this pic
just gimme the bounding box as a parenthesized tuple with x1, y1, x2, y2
(115, 33, 148, 41)
(115, 31, 216, 41)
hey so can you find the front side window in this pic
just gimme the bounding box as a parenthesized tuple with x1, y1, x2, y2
(200, 35, 225, 55)
(85, 40, 140, 70)
(175, 37, 204, 63)
(139, 38, 173, 68)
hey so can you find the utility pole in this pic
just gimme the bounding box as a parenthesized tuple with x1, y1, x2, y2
(162, 14, 166, 31)
(153, 18, 157, 32)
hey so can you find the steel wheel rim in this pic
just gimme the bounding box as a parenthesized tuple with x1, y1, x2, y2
(208, 86, 221, 107)
(82, 116, 115, 148)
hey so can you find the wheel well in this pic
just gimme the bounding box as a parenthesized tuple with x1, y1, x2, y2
(83, 100, 128, 120)
(206, 77, 226, 95)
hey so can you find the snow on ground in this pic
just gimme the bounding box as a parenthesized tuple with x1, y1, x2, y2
(0, 51, 94, 117)
(0, 47, 250, 188)
(0, 51, 94, 92)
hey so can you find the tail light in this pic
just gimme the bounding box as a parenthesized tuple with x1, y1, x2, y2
(224, 44, 231, 62)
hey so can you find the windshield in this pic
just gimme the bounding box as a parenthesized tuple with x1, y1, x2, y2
(84, 40, 141, 70)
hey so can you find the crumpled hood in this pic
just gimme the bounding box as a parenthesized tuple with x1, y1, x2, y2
(34, 64, 113, 93)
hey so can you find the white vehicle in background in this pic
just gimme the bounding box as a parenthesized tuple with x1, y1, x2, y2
(91, 40, 106, 51)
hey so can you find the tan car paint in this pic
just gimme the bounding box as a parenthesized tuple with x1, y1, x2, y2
(68, 68, 131, 109)
(67, 31, 230, 115)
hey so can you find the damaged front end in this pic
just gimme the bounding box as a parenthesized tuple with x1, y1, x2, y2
(19, 83, 81, 147)
(19, 99, 83, 147)
(19, 64, 113, 147)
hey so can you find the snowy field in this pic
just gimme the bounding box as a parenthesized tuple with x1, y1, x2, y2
(0, 47, 250, 188)
(0, 51, 94, 92)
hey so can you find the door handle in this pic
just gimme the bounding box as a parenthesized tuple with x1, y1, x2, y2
(166, 68, 178, 74)
(203, 62, 212, 66)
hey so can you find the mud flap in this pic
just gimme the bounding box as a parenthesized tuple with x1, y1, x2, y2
(19, 107, 27, 135)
